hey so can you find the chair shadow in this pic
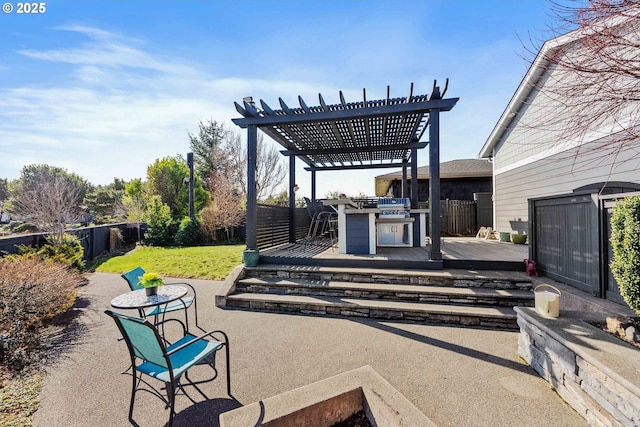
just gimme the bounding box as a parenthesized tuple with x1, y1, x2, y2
(168, 396, 243, 427)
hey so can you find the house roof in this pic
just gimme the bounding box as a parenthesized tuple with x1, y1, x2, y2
(232, 83, 458, 171)
(374, 158, 492, 196)
(479, 8, 640, 159)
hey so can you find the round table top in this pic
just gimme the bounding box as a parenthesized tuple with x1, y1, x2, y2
(110, 285, 188, 309)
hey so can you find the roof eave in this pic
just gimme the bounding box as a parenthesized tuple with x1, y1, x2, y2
(478, 31, 579, 159)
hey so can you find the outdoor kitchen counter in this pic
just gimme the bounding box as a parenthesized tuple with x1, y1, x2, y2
(336, 206, 428, 255)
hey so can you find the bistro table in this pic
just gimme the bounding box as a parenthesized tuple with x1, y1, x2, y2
(110, 284, 189, 331)
(110, 284, 188, 311)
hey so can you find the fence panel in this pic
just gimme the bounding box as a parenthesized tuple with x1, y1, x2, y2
(529, 193, 600, 295)
(256, 204, 310, 249)
(440, 200, 477, 236)
(0, 223, 139, 261)
(600, 192, 640, 304)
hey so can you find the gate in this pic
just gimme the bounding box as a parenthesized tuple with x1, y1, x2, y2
(529, 192, 600, 295)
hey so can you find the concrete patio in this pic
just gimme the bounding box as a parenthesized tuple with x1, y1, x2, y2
(32, 271, 587, 427)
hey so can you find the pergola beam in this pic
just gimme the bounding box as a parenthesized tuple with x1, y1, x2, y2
(232, 97, 458, 128)
(304, 162, 410, 172)
(280, 142, 427, 156)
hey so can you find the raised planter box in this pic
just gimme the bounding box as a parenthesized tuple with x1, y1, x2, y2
(516, 307, 640, 427)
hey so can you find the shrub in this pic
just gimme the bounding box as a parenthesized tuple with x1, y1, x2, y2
(10, 222, 38, 234)
(174, 216, 202, 247)
(15, 234, 85, 270)
(610, 196, 640, 314)
(0, 256, 83, 371)
(143, 197, 176, 246)
(39, 234, 85, 270)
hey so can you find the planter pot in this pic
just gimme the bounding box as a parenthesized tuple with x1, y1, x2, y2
(499, 231, 511, 242)
(145, 286, 158, 296)
(243, 248, 260, 267)
(511, 234, 527, 244)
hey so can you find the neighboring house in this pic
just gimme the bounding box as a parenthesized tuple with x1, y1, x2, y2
(374, 158, 492, 200)
(375, 159, 493, 235)
(479, 23, 640, 235)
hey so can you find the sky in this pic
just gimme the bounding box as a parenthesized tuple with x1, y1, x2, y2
(0, 0, 560, 199)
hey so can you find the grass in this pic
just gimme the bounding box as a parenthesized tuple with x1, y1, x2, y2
(0, 369, 42, 427)
(95, 244, 245, 279)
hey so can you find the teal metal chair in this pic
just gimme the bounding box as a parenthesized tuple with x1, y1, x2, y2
(121, 267, 200, 329)
(105, 310, 231, 426)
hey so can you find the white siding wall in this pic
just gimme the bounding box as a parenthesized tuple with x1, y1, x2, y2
(494, 137, 640, 232)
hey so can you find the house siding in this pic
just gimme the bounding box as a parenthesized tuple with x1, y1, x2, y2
(494, 137, 640, 232)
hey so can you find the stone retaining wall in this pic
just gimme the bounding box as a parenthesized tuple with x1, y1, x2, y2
(516, 307, 640, 427)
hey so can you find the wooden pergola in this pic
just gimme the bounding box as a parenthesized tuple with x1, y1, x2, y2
(232, 82, 458, 262)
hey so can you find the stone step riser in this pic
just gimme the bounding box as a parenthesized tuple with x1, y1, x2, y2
(225, 298, 518, 330)
(235, 283, 533, 308)
(244, 270, 532, 290)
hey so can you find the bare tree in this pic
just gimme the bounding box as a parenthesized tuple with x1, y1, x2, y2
(201, 171, 244, 241)
(225, 131, 287, 201)
(9, 168, 84, 244)
(189, 121, 287, 200)
(521, 1, 640, 170)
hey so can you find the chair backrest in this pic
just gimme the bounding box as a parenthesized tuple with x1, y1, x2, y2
(105, 310, 169, 368)
(303, 197, 316, 220)
(122, 267, 146, 291)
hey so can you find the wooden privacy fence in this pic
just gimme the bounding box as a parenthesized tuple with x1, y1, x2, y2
(440, 200, 477, 236)
(256, 204, 310, 249)
(0, 223, 140, 261)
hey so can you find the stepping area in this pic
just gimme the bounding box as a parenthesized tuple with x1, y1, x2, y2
(219, 264, 535, 330)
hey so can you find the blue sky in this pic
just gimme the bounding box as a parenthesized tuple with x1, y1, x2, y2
(0, 0, 557, 198)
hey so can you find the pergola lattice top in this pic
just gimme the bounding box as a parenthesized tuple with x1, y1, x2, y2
(232, 82, 458, 171)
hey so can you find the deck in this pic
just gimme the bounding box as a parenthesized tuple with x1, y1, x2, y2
(260, 237, 529, 271)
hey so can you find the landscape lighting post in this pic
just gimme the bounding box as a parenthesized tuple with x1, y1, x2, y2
(187, 152, 194, 220)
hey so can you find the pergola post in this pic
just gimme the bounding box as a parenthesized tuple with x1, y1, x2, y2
(402, 163, 408, 198)
(289, 156, 296, 243)
(429, 109, 442, 260)
(246, 125, 258, 249)
(311, 169, 317, 201)
(410, 149, 418, 209)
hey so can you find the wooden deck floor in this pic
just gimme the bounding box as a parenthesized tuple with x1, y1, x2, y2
(261, 237, 529, 264)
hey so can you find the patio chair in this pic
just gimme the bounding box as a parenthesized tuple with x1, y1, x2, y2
(105, 310, 230, 426)
(304, 197, 337, 239)
(121, 267, 200, 329)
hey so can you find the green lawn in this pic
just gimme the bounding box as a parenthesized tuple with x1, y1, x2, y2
(95, 245, 245, 280)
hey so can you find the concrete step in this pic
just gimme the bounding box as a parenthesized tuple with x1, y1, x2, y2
(236, 277, 534, 308)
(243, 264, 532, 290)
(225, 293, 519, 330)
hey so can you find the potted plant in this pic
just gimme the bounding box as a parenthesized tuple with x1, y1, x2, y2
(138, 272, 164, 296)
(499, 231, 511, 242)
(511, 233, 527, 244)
(243, 247, 260, 267)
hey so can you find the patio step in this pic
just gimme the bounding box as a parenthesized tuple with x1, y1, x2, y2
(219, 264, 534, 330)
(243, 264, 533, 290)
(236, 277, 534, 308)
(224, 293, 520, 329)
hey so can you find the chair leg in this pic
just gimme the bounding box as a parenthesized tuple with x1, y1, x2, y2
(128, 371, 138, 422)
(192, 297, 201, 330)
(167, 380, 176, 427)
(225, 342, 231, 396)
